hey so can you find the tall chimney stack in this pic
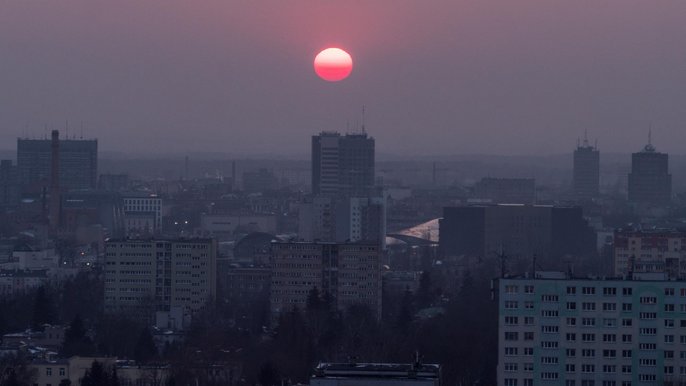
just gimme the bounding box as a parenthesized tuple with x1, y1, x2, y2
(49, 130, 61, 232)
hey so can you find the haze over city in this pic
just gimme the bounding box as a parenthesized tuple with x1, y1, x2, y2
(2, 1, 686, 155)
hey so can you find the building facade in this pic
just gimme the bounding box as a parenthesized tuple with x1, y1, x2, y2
(311, 132, 375, 196)
(104, 239, 217, 319)
(270, 242, 382, 320)
(628, 142, 671, 206)
(614, 229, 686, 279)
(0, 160, 19, 207)
(573, 138, 600, 200)
(122, 194, 163, 236)
(498, 275, 686, 385)
(17, 134, 98, 193)
(311, 362, 440, 386)
(439, 205, 596, 269)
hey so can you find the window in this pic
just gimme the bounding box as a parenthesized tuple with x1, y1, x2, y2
(505, 347, 518, 356)
(505, 285, 518, 294)
(603, 318, 616, 327)
(602, 365, 616, 373)
(566, 348, 576, 357)
(602, 302, 616, 311)
(582, 333, 596, 342)
(582, 287, 596, 295)
(523, 347, 534, 356)
(541, 295, 559, 302)
(665, 288, 675, 296)
(582, 302, 595, 311)
(567, 302, 577, 310)
(622, 303, 632, 312)
(603, 334, 616, 342)
(639, 359, 656, 366)
(603, 349, 616, 358)
(541, 341, 558, 348)
(524, 363, 534, 372)
(541, 373, 559, 380)
(541, 310, 558, 317)
(639, 328, 657, 336)
(640, 296, 657, 304)
(621, 334, 632, 343)
(524, 316, 534, 325)
(621, 318, 632, 327)
(542, 325, 558, 333)
(524, 301, 534, 309)
(581, 364, 595, 373)
(665, 319, 675, 328)
(504, 379, 518, 386)
(582, 349, 595, 357)
(567, 317, 577, 326)
(504, 363, 518, 372)
(603, 287, 617, 296)
(505, 332, 518, 341)
(567, 286, 576, 294)
(524, 285, 534, 294)
(524, 332, 534, 341)
(622, 349, 632, 358)
(541, 357, 558, 364)
(566, 364, 576, 372)
(665, 350, 674, 359)
(639, 312, 656, 319)
(621, 365, 632, 373)
(505, 316, 518, 325)
(59, 368, 65, 376)
(505, 301, 518, 309)
(582, 317, 596, 326)
(665, 304, 675, 312)
(566, 333, 577, 342)
(46, 368, 52, 376)
(665, 335, 675, 343)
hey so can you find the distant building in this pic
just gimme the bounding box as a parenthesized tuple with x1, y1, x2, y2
(270, 242, 382, 320)
(628, 139, 671, 205)
(0, 269, 49, 295)
(299, 196, 386, 247)
(312, 132, 375, 196)
(0, 160, 19, 208)
(242, 168, 279, 193)
(613, 228, 686, 279)
(311, 362, 441, 386)
(104, 239, 217, 320)
(122, 193, 162, 236)
(497, 274, 686, 385)
(200, 213, 277, 239)
(572, 135, 600, 199)
(98, 173, 129, 192)
(473, 177, 536, 204)
(17, 133, 97, 193)
(439, 204, 596, 269)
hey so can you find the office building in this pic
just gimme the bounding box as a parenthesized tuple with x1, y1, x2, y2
(473, 177, 536, 204)
(628, 139, 671, 205)
(299, 196, 386, 247)
(497, 274, 686, 385)
(614, 228, 686, 279)
(122, 193, 162, 236)
(104, 239, 217, 319)
(573, 135, 600, 199)
(17, 132, 98, 193)
(312, 132, 375, 196)
(270, 242, 382, 320)
(312, 362, 441, 386)
(0, 160, 19, 208)
(439, 205, 596, 268)
(242, 168, 279, 193)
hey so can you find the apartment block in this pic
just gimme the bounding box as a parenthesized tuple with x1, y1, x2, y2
(104, 239, 217, 319)
(614, 229, 686, 279)
(497, 274, 686, 385)
(270, 242, 382, 320)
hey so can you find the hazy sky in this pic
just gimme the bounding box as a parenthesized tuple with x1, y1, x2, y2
(1, 1, 685, 156)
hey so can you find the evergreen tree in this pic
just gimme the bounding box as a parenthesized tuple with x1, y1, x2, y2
(62, 315, 95, 357)
(31, 286, 55, 331)
(133, 328, 157, 364)
(306, 286, 322, 311)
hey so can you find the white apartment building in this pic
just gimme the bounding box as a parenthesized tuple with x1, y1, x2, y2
(122, 194, 162, 235)
(498, 273, 686, 385)
(104, 239, 217, 320)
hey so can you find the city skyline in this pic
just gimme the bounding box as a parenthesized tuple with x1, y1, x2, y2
(2, 1, 686, 156)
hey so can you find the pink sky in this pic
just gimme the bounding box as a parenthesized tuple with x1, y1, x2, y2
(1, 1, 685, 156)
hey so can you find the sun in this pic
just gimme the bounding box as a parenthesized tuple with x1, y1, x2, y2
(314, 48, 353, 82)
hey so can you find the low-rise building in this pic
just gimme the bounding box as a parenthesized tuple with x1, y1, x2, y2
(311, 362, 441, 386)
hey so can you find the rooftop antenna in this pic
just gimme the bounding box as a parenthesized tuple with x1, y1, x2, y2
(66, 120, 69, 139)
(583, 129, 589, 147)
(80, 121, 84, 139)
(361, 105, 366, 134)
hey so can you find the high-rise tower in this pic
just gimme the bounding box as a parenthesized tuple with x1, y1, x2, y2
(572, 132, 600, 199)
(311, 132, 375, 196)
(628, 132, 671, 205)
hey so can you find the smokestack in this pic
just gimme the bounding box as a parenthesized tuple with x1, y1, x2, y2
(49, 130, 60, 232)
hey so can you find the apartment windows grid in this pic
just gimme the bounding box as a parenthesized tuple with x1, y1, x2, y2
(498, 277, 686, 385)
